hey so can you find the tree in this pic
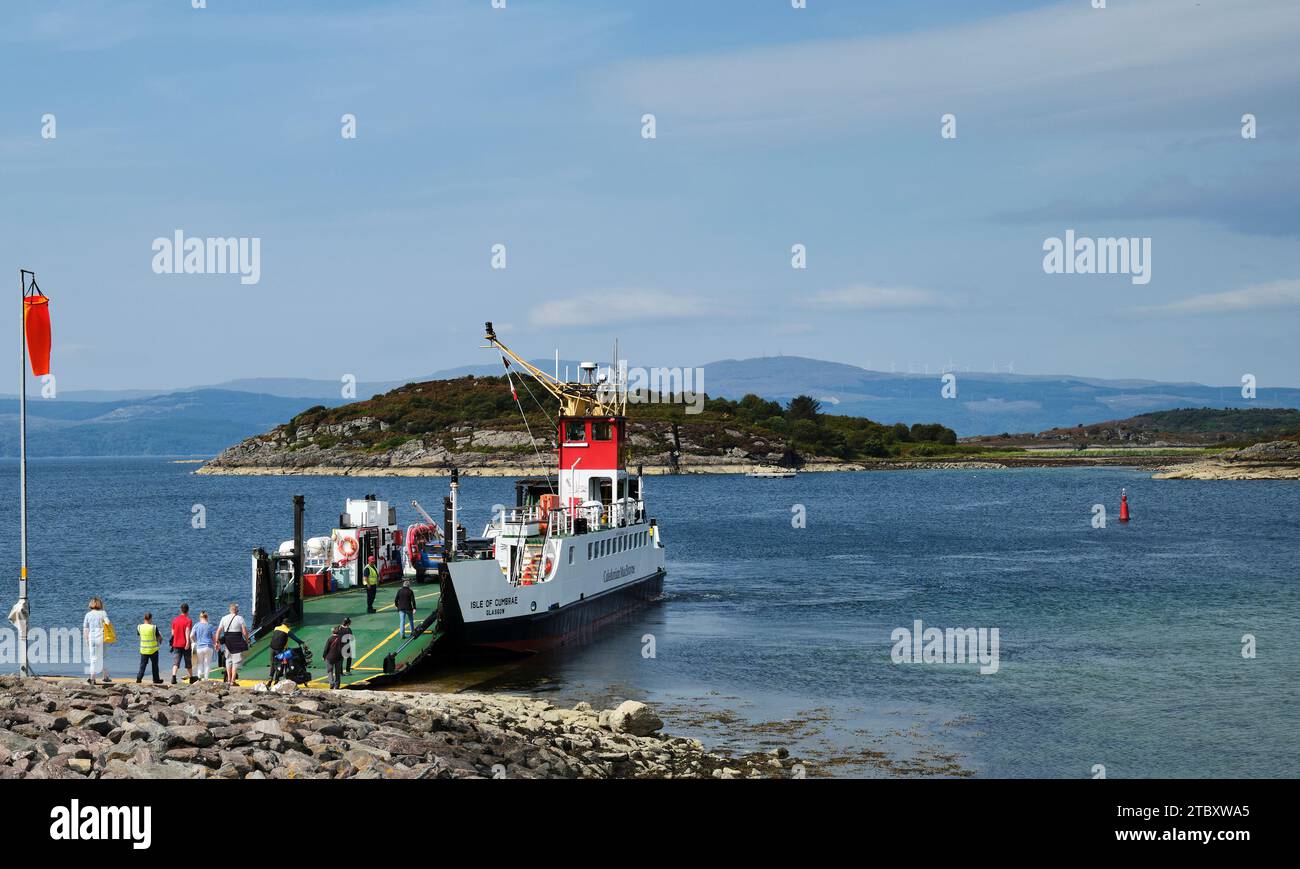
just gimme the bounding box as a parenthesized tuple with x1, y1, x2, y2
(786, 395, 822, 422)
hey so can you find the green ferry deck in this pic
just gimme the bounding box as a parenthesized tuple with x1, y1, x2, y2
(222, 579, 443, 689)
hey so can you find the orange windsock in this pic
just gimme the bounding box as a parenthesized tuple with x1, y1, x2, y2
(24, 293, 51, 376)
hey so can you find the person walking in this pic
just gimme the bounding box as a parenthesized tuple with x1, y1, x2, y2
(363, 555, 380, 613)
(339, 617, 354, 674)
(394, 580, 417, 639)
(190, 611, 217, 681)
(82, 597, 113, 685)
(216, 603, 250, 684)
(169, 603, 194, 684)
(135, 613, 164, 684)
(323, 626, 344, 689)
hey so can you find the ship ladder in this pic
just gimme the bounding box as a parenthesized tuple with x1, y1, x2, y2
(519, 544, 544, 585)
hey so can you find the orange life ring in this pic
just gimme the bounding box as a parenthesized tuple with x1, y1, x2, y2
(543, 556, 554, 577)
(337, 537, 358, 560)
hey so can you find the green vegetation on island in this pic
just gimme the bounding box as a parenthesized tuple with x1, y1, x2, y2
(280, 376, 959, 465)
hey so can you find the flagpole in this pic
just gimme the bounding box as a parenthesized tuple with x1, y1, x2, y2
(17, 270, 31, 677)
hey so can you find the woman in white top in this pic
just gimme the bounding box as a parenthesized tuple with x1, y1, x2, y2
(216, 603, 250, 684)
(82, 596, 112, 684)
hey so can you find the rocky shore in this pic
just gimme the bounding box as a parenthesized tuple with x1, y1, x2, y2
(0, 676, 803, 780)
(1152, 440, 1300, 480)
(197, 418, 802, 476)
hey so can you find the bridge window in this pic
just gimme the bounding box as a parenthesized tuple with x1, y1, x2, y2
(592, 421, 612, 441)
(565, 420, 586, 442)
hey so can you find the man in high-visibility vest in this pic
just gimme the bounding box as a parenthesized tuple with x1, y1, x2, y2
(135, 612, 164, 684)
(364, 555, 380, 613)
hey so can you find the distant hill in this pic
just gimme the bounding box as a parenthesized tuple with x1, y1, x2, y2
(694, 357, 1300, 437)
(6, 356, 1300, 457)
(970, 407, 1300, 447)
(0, 390, 347, 457)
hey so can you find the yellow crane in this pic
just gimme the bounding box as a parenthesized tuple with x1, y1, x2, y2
(483, 321, 624, 417)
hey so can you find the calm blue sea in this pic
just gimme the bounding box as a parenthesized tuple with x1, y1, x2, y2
(2, 458, 1297, 778)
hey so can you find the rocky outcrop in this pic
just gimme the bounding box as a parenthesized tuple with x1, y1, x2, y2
(1153, 440, 1300, 480)
(198, 420, 795, 476)
(0, 676, 803, 780)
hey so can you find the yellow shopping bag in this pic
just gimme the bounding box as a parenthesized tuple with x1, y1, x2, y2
(103, 621, 116, 644)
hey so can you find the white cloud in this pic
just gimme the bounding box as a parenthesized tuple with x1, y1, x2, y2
(803, 285, 946, 311)
(602, 0, 1300, 137)
(1132, 279, 1300, 315)
(530, 292, 707, 327)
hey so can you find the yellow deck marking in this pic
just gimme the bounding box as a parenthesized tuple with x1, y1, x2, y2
(351, 628, 401, 669)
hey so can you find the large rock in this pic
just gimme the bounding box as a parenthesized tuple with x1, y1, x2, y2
(607, 701, 664, 737)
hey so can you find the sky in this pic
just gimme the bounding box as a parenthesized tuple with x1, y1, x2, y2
(1, 0, 1298, 394)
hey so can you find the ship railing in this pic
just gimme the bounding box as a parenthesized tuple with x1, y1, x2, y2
(493, 500, 647, 537)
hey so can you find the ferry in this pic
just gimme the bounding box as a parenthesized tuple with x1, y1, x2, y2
(438, 322, 667, 652)
(232, 321, 666, 685)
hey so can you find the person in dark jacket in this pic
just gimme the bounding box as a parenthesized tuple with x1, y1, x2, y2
(394, 580, 417, 639)
(339, 617, 354, 674)
(267, 619, 306, 684)
(322, 626, 344, 689)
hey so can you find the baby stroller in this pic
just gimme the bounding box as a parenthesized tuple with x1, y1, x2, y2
(271, 645, 313, 685)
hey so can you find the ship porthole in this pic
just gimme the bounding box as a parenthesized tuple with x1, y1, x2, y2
(530, 601, 537, 612)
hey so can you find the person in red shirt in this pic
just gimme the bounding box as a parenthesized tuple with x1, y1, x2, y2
(170, 603, 195, 684)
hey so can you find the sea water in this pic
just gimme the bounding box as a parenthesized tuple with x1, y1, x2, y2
(2, 458, 1296, 777)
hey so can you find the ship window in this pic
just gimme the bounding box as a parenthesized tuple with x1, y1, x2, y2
(592, 421, 612, 441)
(568, 546, 574, 565)
(565, 420, 586, 442)
(587, 543, 593, 559)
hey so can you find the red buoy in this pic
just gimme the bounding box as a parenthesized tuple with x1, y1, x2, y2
(1119, 488, 1131, 522)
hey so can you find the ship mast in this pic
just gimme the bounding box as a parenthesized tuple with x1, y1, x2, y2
(483, 321, 624, 417)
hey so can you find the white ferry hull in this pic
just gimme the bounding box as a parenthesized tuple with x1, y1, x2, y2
(445, 525, 666, 652)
